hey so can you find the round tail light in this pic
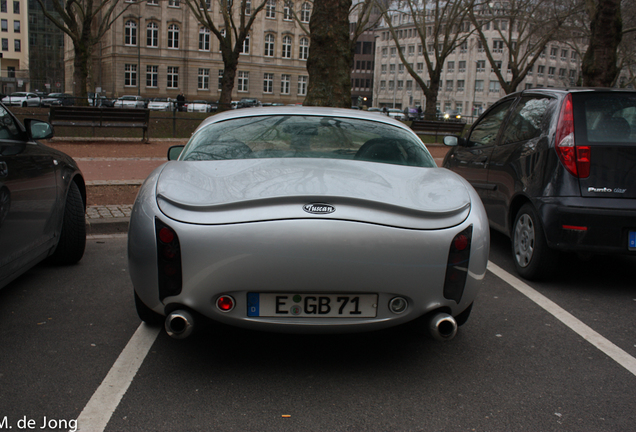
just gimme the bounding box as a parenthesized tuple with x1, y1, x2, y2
(216, 295, 235, 312)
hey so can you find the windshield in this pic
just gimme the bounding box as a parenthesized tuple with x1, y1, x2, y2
(180, 115, 436, 167)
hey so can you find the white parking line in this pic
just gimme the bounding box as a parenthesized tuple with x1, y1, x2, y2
(488, 261, 636, 377)
(76, 323, 160, 432)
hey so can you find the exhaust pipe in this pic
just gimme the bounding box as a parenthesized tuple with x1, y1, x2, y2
(428, 312, 458, 341)
(165, 310, 194, 339)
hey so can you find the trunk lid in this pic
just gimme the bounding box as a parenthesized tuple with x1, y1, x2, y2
(155, 158, 472, 230)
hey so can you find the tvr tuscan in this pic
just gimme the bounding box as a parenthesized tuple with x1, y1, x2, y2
(128, 107, 489, 340)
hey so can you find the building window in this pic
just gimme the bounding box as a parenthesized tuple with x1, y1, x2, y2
(299, 37, 309, 60)
(146, 65, 158, 87)
(147, 0, 158, 5)
(457, 80, 465, 91)
(198, 68, 210, 90)
(263, 73, 274, 93)
(13, 38, 19, 51)
(281, 74, 290, 94)
(265, 0, 276, 18)
(298, 76, 307, 95)
(458, 61, 466, 73)
(474, 80, 484, 92)
(446, 80, 453, 91)
(125, 64, 137, 87)
(218, 69, 224, 91)
(238, 71, 249, 92)
(13, 20, 18, 32)
(476, 60, 485, 72)
(2, 38, 9, 51)
(0, 1, 6, 13)
(282, 35, 291, 58)
(168, 0, 180, 6)
(548, 66, 555, 78)
(168, 24, 179, 49)
(147, 22, 158, 47)
(1, 20, 6, 32)
(380, 80, 386, 90)
(447, 61, 454, 72)
(167, 66, 179, 88)
(489, 80, 500, 93)
(283, 1, 292, 20)
(125, 20, 137, 46)
(12, 0, 18, 13)
(240, 34, 250, 54)
(244, 0, 251, 14)
(199, 27, 210, 51)
(264, 34, 274, 57)
(493, 40, 504, 52)
(300, 2, 311, 22)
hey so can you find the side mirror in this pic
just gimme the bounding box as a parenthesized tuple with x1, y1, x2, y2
(168, 145, 184, 161)
(25, 119, 54, 140)
(443, 136, 458, 147)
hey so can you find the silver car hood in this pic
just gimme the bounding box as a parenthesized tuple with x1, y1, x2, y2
(155, 159, 471, 229)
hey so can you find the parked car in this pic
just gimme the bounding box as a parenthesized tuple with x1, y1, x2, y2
(40, 93, 75, 107)
(0, 102, 86, 289)
(88, 93, 114, 107)
(113, 95, 145, 109)
(128, 107, 489, 340)
(387, 108, 406, 121)
(2, 92, 41, 107)
(186, 100, 212, 113)
(148, 97, 175, 111)
(237, 98, 260, 108)
(443, 110, 464, 122)
(443, 88, 636, 280)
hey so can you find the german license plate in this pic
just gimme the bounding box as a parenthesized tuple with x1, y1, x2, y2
(629, 231, 636, 251)
(247, 293, 378, 318)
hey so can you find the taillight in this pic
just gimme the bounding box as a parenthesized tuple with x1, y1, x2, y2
(555, 94, 590, 178)
(156, 218, 182, 300)
(443, 226, 473, 303)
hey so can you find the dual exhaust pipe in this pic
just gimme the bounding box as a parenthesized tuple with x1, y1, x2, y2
(164, 309, 458, 341)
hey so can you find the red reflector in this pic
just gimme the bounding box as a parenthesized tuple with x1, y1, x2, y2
(217, 295, 235, 312)
(159, 227, 175, 244)
(454, 234, 469, 251)
(562, 225, 588, 231)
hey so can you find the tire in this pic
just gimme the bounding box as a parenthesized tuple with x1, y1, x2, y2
(48, 181, 86, 265)
(135, 291, 164, 325)
(511, 203, 558, 280)
(21, 101, 27, 107)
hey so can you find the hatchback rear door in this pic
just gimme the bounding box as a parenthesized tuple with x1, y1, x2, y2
(573, 91, 636, 199)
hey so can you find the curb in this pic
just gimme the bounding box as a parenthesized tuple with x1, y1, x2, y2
(87, 218, 130, 235)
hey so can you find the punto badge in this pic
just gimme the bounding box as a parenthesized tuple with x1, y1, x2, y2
(303, 203, 336, 214)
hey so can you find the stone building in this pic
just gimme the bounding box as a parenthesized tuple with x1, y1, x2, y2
(1, 0, 30, 94)
(373, 19, 582, 120)
(72, 0, 312, 103)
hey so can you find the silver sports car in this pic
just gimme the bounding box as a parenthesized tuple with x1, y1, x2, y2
(128, 107, 489, 340)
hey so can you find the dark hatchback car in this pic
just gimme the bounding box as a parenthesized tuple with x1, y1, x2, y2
(0, 103, 86, 289)
(443, 88, 636, 280)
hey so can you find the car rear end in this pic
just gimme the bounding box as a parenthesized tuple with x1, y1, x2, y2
(541, 90, 636, 254)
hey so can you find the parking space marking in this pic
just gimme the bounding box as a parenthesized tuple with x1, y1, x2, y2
(488, 261, 636, 377)
(76, 323, 160, 432)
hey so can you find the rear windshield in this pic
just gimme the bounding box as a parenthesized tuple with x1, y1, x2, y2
(578, 93, 636, 143)
(180, 115, 436, 168)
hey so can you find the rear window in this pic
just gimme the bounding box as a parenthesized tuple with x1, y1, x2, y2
(180, 115, 436, 168)
(578, 93, 636, 143)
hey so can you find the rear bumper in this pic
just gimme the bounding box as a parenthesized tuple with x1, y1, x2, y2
(538, 197, 636, 254)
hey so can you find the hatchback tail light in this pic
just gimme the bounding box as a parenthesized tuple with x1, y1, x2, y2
(443, 226, 473, 303)
(555, 94, 590, 178)
(156, 218, 182, 300)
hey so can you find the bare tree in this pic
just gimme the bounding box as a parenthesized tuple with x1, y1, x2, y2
(378, 0, 476, 120)
(581, 0, 622, 86)
(35, 0, 133, 103)
(468, 0, 582, 94)
(185, 0, 268, 111)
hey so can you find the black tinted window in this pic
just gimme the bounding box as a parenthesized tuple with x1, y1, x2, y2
(502, 96, 554, 144)
(582, 94, 636, 142)
(468, 100, 514, 147)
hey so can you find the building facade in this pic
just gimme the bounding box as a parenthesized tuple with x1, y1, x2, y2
(27, 0, 65, 94)
(1, 0, 30, 94)
(72, 0, 312, 103)
(373, 22, 582, 119)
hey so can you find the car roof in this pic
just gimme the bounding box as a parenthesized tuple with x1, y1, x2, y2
(196, 106, 412, 132)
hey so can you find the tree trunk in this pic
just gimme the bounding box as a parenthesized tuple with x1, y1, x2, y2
(73, 44, 90, 106)
(423, 75, 441, 120)
(304, 0, 352, 108)
(218, 50, 239, 112)
(582, 0, 622, 87)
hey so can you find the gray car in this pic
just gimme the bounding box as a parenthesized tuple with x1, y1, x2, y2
(128, 107, 489, 340)
(0, 103, 86, 289)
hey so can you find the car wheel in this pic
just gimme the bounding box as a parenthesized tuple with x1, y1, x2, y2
(21, 101, 27, 107)
(135, 291, 164, 325)
(512, 203, 558, 280)
(48, 181, 86, 265)
(0, 185, 10, 228)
